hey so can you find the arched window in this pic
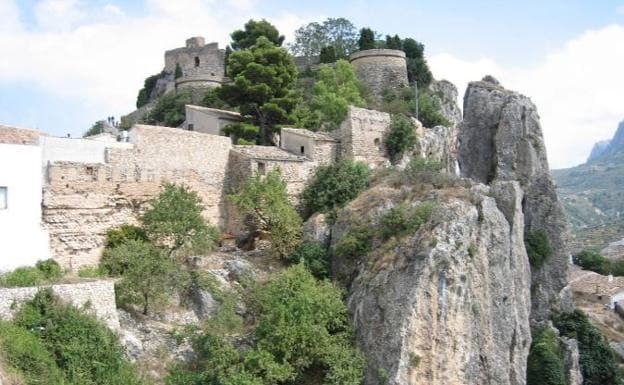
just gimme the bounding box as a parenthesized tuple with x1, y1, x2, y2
(194, 57, 200, 67)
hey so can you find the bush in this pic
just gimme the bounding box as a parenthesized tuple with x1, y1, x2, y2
(380, 202, 434, 240)
(229, 169, 303, 258)
(300, 161, 370, 219)
(0, 322, 65, 385)
(142, 183, 219, 255)
(525, 229, 552, 268)
(13, 290, 145, 385)
(573, 250, 624, 276)
(103, 239, 180, 314)
(333, 221, 373, 259)
(105, 224, 148, 249)
(0, 259, 63, 288)
(223, 122, 260, 144)
(526, 327, 566, 385)
(417, 91, 450, 128)
(319, 45, 337, 63)
(146, 91, 192, 127)
(554, 310, 621, 385)
(385, 114, 417, 163)
(287, 240, 329, 279)
(136, 72, 164, 108)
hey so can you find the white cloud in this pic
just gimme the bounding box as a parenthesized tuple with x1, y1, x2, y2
(34, 0, 86, 31)
(429, 24, 624, 169)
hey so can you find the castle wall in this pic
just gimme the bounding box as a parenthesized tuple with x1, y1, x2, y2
(338, 106, 391, 167)
(164, 39, 226, 89)
(349, 49, 408, 101)
(43, 126, 232, 269)
(41, 136, 133, 166)
(0, 280, 119, 330)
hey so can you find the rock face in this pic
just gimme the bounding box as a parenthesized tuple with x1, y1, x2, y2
(430, 79, 462, 128)
(458, 76, 572, 322)
(589, 120, 624, 162)
(587, 139, 611, 162)
(332, 181, 531, 385)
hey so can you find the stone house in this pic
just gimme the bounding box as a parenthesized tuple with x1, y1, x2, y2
(183, 104, 242, 136)
(570, 267, 624, 309)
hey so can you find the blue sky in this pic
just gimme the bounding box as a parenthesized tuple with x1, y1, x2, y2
(1, 0, 624, 168)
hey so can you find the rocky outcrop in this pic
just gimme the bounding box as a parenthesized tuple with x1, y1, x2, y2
(458, 76, 573, 322)
(332, 181, 531, 385)
(430, 79, 462, 128)
(587, 139, 611, 162)
(589, 120, 624, 162)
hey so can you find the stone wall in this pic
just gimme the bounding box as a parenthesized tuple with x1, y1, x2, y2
(43, 125, 232, 269)
(349, 49, 408, 101)
(0, 124, 43, 145)
(338, 106, 391, 166)
(0, 280, 119, 330)
(164, 38, 226, 89)
(41, 136, 133, 166)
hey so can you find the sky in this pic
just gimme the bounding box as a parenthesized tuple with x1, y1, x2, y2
(1, 0, 624, 169)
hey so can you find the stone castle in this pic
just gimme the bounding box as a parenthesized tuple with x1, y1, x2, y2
(0, 37, 457, 271)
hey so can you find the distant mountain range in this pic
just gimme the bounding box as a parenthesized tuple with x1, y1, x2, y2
(552, 120, 624, 251)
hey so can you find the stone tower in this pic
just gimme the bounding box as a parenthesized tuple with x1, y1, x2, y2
(349, 49, 409, 101)
(164, 37, 227, 92)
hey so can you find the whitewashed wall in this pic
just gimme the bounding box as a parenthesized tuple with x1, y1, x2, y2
(0, 143, 50, 271)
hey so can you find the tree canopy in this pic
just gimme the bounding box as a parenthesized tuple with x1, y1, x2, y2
(290, 18, 358, 62)
(358, 28, 376, 50)
(231, 19, 285, 50)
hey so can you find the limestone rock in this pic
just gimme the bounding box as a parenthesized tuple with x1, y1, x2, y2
(458, 77, 573, 322)
(331, 182, 531, 385)
(429, 79, 462, 128)
(189, 288, 218, 320)
(303, 212, 331, 248)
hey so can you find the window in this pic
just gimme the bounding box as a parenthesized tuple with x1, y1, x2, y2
(85, 166, 94, 176)
(300, 146, 305, 154)
(0, 186, 6, 210)
(194, 57, 200, 67)
(257, 162, 266, 175)
(374, 138, 381, 148)
(188, 123, 194, 131)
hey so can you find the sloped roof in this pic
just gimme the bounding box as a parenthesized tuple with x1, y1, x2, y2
(281, 127, 338, 142)
(570, 267, 624, 296)
(186, 105, 242, 119)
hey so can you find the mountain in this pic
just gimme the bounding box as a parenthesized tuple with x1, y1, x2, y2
(552, 119, 624, 251)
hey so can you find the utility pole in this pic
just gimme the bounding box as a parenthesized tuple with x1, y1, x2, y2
(414, 80, 419, 120)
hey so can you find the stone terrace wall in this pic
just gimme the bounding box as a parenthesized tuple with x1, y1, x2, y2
(43, 125, 232, 269)
(0, 280, 119, 330)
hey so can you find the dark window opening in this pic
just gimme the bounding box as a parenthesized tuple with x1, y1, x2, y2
(194, 57, 200, 67)
(85, 166, 94, 176)
(257, 162, 266, 175)
(300, 146, 305, 154)
(188, 123, 194, 131)
(374, 138, 381, 148)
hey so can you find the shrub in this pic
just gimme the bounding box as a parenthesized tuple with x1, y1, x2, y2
(105, 224, 148, 249)
(300, 160, 370, 219)
(0, 322, 65, 385)
(146, 91, 192, 127)
(333, 221, 373, 259)
(13, 290, 146, 385)
(0, 259, 63, 288)
(417, 91, 450, 128)
(554, 310, 621, 385)
(136, 72, 164, 108)
(385, 114, 417, 163)
(380, 202, 434, 240)
(574, 250, 615, 275)
(319, 45, 337, 63)
(34, 260, 62, 281)
(287, 240, 329, 279)
(223, 122, 260, 144)
(142, 183, 219, 255)
(229, 169, 303, 258)
(103, 239, 180, 314)
(77, 265, 106, 278)
(525, 229, 552, 268)
(526, 327, 566, 385)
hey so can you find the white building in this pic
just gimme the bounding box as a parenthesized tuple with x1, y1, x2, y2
(0, 125, 50, 271)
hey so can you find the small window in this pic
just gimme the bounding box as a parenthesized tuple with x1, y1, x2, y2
(85, 166, 94, 176)
(374, 138, 381, 148)
(300, 146, 305, 154)
(598, 295, 603, 300)
(194, 57, 200, 67)
(188, 123, 194, 131)
(0, 186, 6, 209)
(257, 162, 266, 175)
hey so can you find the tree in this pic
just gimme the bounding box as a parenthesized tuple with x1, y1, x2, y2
(287, 241, 329, 279)
(136, 71, 163, 108)
(229, 169, 303, 258)
(141, 183, 218, 255)
(146, 90, 192, 127)
(83, 120, 105, 137)
(385, 113, 417, 163)
(289, 18, 358, 62)
(308, 59, 366, 130)
(402, 38, 433, 87)
(223, 122, 260, 144)
(219, 37, 299, 143)
(358, 27, 376, 50)
(105, 239, 179, 314)
(526, 327, 566, 385)
(231, 19, 284, 50)
(300, 160, 371, 219)
(319, 45, 337, 63)
(385, 34, 402, 49)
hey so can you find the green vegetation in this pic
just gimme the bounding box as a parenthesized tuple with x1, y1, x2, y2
(525, 229, 553, 268)
(142, 183, 219, 255)
(385, 113, 417, 163)
(136, 71, 164, 108)
(358, 28, 376, 50)
(287, 240, 329, 279)
(168, 264, 365, 385)
(11, 290, 145, 385)
(230, 19, 285, 50)
(378, 87, 449, 128)
(300, 160, 371, 219)
(401, 156, 445, 185)
(526, 326, 566, 385)
(402, 38, 433, 88)
(290, 18, 358, 61)
(146, 90, 192, 127)
(554, 310, 622, 385)
(219, 36, 298, 143)
(574, 249, 624, 276)
(229, 169, 303, 257)
(417, 91, 450, 128)
(104, 224, 148, 249)
(223, 122, 259, 144)
(0, 259, 63, 288)
(385, 34, 402, 50)
(319, 45, 337, 63)
(380, 202, 435, 240)
(333, 221, 373, 259)
(83, 120, 104, 137)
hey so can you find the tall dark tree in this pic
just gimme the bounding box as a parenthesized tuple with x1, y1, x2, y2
(385, 34, 402, 50)
(402, 38, 433, 87)
(358, 27, 376, 50)
(319, 45, 337, 63)
(219, 37, 299, 143)
(230, 19, 285, 50)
